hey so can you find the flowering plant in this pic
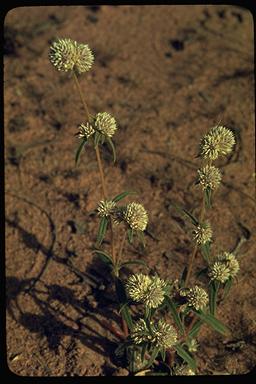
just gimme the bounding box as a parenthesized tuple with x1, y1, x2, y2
(49, 37, 239, 376)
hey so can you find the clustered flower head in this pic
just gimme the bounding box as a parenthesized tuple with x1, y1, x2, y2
(174, 365, 195, 376)
(49, 38, 94, 73)
(131, 318, 177, 349)
(209, 252, 239, 283)
(77, 122, 95, 139)
(97, 200, 116, 218)
(198, 165, 222, 191)
(123, 202, 148, 231)
(126, 273, 167, 308)
(187, 338, 199, 353)
(200, 125, 235, 160)
(182, 285, 209, 311)
(95, 112, 117, 138)
(193, 222, 212, 245)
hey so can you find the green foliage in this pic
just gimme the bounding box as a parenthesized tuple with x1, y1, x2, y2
(164, 296, 184, 335)
(196, 311, 229, 336)
(75, 137, 87, 165)
(174, 344, 196, 371)
(209, 280, 219, 316)
(106, 137, 116, 163)
(96, 216, 108, 246)
(112, 190, 136, 202)
(201, 241, 211, 263)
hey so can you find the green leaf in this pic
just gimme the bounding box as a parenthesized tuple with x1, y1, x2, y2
(120, 259, 149, 269)
(165, 296, 184, 334)
(94, 131, 101, 147)
(182, 208, 199, 226)
(196, 267, 208, 278)
(141, 343, 148, 362)
(205, 187, 212, 209)
(171, 203, 199, 225)
(160, 348, 166, 362)
(145, 347, 160, 369)
(180, 267, 188, 288)
(106, 137, 116, 163)
(127, 227, 133, 244)
(209, 281, 219, 316)
(75, 138, 87, 165)
(93, 249, 113, 266)
(201, 241, 211, 263)
(137, 230, 145, 247)
(112, 190, 136, 202)
(115, 277, 127, 304)
(196, 312, 230, 336)
(175, 344, 196, 371)
(223, 278, 233, 300)
(96, 217, 108, 246)
(120, 304, 133, 331)
(188, 319, 204, 339)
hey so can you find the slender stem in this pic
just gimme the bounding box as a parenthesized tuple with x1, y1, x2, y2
(184, 244, 198, 287)
(95, 145, 108, 199)
(116, 229, 126, 267)
(184, 194, 206, 287)
(72, 71, 90, 122)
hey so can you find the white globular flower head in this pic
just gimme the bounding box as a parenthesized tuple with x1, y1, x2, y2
(200, 125, 235, 160)
(125, 273, 167, 308)
(208, 261, 231, 283)
(187, 338, 199, 353)
(175, 365, 196, 376)
(217, 252, 240, 279)
(193, 222, 213, 245)
(131, 318, 177, 349)
(49, 38, 94, 73)
(151, 319, 178, 349)
(97, 200, 116, 218)
(95, 112, 117, 138)
(123, 202, 148, 231)
(77, 122, 95, 139)
(131, 319, 151, 344)
(186, 285, 209, 311)
(198, 165, 222, 191)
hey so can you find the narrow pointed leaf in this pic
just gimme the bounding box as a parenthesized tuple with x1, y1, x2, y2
(171, 203, 199, 225)
(160, 348, 166, 362)
(93, 249, 113, 266)
(205, 187, 212, 209)
(165, 296, 184, 334)
(141, 343, 148, 363)
(188, 319, 204, 338)
(223, 278, 233, 300)
(209, 281, 219, 315)
(127, 228, 133, 244)
(75, 138, 87, 165)
(112, 190, 136, 202)
(107, 137, 116, 163)
(182, 208, 199, 226)
(201, 241, 211, 263)
(175, 344, 196, 371)
(196, 312, 230, 335)
(120, 305, 133, 331)
(137, 230, 145, 247)
(94, 131, 101, 147)
(145, 348, 160, 369)
(180, 267, 188, 288)
(120, 259, 149, 269)
(97, 217, 108, 246)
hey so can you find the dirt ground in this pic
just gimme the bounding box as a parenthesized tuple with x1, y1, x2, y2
(4, 4, 255, 376)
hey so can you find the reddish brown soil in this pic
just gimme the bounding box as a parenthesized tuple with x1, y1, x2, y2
(5, 5, 255, 376)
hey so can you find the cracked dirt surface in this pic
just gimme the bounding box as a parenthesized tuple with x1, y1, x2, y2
(5, 4, 255, 376)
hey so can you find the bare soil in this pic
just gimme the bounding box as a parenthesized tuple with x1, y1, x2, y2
(4, 4, 255, 376)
